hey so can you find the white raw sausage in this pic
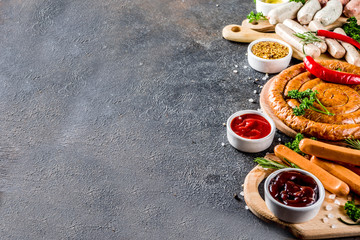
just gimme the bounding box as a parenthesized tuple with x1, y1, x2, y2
(333, 28, 360, 66)
(297, 0, 321, 25)
(283, 19, 327, 53)
(314, 0, 343, 26)
(275, 23, 321, 58)
(268, 2, 303, 25)
(308, 20, 346, 58)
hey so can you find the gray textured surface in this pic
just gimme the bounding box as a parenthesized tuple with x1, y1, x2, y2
(0, 0, 357, 239)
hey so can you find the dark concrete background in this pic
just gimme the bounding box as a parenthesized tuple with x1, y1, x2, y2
(0, 0, 358, 239)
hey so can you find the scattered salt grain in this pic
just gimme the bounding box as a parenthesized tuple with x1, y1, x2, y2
(331, 224, 337, 229)
(322, 217, 329, 223)
(278, 138, 281, 142)
(259, 85, 263, 89)
(248, 77, 251, 80)
(325, 204, 333, 211)
(249, 98, 254, 103)
(245, 53, 248, 56)
(255, 78, 259, 81)
(233, 70, 238, 74)
(235, 64, 239, 68)
(241, 184, 244, 187)
(222, 122, 226, 126)
(221, 142, 225, 147)
(245, 205, 249, 210)
(327, 213, 334, 219)
(253, 90, 257, 94)
(216, 4, 219, 7)
(328, 194, 336, 200)
(334, 199, 341, 205)
(262, 73, 269, 81)
(243, 66, 248, 69)
(240, 191, 244, 196)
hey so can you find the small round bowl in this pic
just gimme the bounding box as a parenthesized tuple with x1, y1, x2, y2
(256, 0, 289, 16)
(247, 38, 292, 74)
(264, 168, 325, 223)
(226, 110, 276, 153)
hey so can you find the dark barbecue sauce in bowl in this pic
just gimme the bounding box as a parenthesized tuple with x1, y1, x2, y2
(268, 170, 319, 207)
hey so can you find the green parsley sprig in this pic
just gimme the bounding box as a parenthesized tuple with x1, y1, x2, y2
(254, 157, 299, 169)
(290, 0, 307, 4)
(285, 133, 316, 156)
(338, 201, 360, 225)
(287, 89, 334, 116)
(343, 17, 360, 43)
(246, 11, 267, 24)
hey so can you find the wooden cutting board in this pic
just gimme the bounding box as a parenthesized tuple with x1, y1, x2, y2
(244, 154, 360, 239)
(222, 17, 360, 61)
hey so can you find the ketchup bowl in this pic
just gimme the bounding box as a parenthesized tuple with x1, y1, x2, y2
(226, 110, 276, 153)
(264, 168, 325, 223)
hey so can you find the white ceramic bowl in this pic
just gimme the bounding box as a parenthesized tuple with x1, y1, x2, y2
(256, 0, 289, 16)
(226, 110, 276, 153)
(264, 168, 325, 223)
(247, 38, 292, 74)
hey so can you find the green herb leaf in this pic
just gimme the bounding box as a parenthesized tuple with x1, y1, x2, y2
(254, 157, 289, 169)
(246, 11, 266, 23)
(294, 31, 322, 55)
(343, 201, 360, 222)
(338, 217, 360, 225)
(343, 17, 360, 43)
(345, 137, 360, 150)
(290, 0, 307, 4)
(287, 89, 334, 116)
(337, 68, 342, 72)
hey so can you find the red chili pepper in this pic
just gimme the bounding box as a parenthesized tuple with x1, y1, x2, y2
(317, 30, 360, 50)
(303, 56, 360, 85)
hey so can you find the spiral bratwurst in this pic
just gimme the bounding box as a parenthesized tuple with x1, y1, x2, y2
(268, 61, 360, 141)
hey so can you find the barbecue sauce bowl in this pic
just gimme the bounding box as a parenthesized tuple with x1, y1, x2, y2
(226, 110, 276, 153)
(264, 168, 325, 223)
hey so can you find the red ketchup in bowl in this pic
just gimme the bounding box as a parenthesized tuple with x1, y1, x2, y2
(230, 114, 271, 139)
(269, 170, 319, 207)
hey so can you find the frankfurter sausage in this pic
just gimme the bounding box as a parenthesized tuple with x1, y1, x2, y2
(308, 20, 346, 58)
(333, 28, 360, 67)
(283, 19, 327, 53)
(274, 144, 350, 196)
(297, 0, 322, 25)
(268, 2, 303, 25)
(314, 0, 343, 26)
(310, 156, 360, 196)
(299, 138, 360, 166)
(275, 23, 321, 58)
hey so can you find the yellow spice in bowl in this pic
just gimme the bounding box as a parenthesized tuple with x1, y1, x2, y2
(251, 41, 289, 60)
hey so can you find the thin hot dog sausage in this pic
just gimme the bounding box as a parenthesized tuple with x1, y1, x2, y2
(283, 19, 327, 53)
(310, 156, 360, 196)
(299, 138, 360, 166)
(274, 144, 350, 196)
(275, 23, 321, 58)
(308, 20, 346, 58)
(333, 28, 360, 67)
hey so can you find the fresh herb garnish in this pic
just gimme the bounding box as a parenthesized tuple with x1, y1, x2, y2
(290, 0, 307, 4)
(345, 201, 360, 222)
(285, 133, 316, 156)
(246, 11, 267, 24)
(337, 68, 342, 71)
(254, 157, 288, 169)
(345, 137, 360, 150)
(343, 17, 360, 43)
(294, 31, 323, 55)
(287, 89, 334, 116)
(254, 157, 299, 169)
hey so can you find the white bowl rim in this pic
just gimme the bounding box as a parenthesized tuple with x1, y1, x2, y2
(264, 168, 326, 211)
(226, 110, 276, 143)
(248, 38, 293, 63)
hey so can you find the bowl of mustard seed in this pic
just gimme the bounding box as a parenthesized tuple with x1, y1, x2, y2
(247, 38, 292, 74)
